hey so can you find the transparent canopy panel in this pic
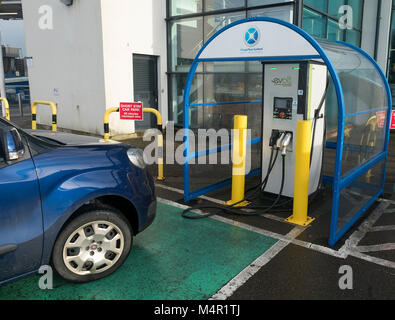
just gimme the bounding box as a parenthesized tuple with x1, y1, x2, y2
(317, 39, 390, 237)
(318, 39, 390, 176)
(318, 39, 389, 116)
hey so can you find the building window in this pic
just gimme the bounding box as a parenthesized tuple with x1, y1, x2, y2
(170, 0, 203, 17)
(303, 0, 364, 46)
(167, 0, 296, 125)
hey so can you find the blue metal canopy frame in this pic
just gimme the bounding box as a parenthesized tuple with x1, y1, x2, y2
(182, 17, 392, 246)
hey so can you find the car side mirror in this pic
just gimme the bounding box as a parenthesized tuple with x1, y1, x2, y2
(0, 126, 24, 162)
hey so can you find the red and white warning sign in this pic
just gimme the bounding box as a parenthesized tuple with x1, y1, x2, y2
(120, 102, 143, 120)
(376, 110, 395, 129)
(376, 111, 386, 128)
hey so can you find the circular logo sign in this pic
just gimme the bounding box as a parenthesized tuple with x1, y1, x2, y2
(244, 27, 260, 47)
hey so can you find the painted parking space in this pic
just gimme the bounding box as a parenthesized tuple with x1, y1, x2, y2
(0, 201, 277, 300)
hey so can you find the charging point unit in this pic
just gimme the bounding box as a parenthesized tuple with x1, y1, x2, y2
(262, 62, 327, 198)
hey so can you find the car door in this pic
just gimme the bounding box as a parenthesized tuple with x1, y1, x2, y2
(0, 120, 43, 283)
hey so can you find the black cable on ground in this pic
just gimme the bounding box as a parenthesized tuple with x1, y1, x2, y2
(182, 154, 287, 219)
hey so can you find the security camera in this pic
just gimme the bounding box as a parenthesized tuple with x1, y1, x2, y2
(60, 0, 73, 5)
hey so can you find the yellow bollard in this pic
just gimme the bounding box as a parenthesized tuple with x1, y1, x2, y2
(0, 97, 10, 121)
(103, 107, 120, 140)
(285, 120, 315, 226)
(32, 100, 57, 131)
(225, 115, 250, 207)
(143, 108, 164, 181)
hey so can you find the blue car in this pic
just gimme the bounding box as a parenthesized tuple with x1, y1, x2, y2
(0, 118, 156, 284)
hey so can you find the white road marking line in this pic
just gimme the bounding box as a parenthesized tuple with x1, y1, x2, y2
(156, 183, 291, 223)
(211, 226, 310, 300)
(210, 239, 291, 300)
(292, 238, 347, 258)
(156, 183, 225, 205)
(370, 225, 395, 232)
(355, 243, 395, 253)
(158, 196, 305, 300)
(157, 197, 346, 258)
(158, 191, 395, 273)
(339, 201, 395, 268)
(340, 201, 390, 251)
(159, 197, 297, 241)
(347, 250, 395, 270)
(261, 213, 289, 223)
(377, 198, 395, 204)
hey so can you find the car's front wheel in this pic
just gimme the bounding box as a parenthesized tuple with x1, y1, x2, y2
(52, 207, 133, 283)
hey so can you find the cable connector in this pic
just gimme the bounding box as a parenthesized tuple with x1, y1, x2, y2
(276, 132, 285, 150)
(281, 132, 292, 156)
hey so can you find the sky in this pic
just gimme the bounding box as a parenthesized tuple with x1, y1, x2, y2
(0, 19, 26, 57)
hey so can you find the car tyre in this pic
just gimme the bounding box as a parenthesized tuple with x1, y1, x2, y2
(52, 206, 133, 283)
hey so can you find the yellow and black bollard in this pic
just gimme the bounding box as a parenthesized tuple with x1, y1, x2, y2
(32, 100, 58, 132)
(103, 107, 120, 140)
(102, 106, 165, 181)
(143, 108, 164, 181)
(225, 115, 250, 207)
(0, 97, 10, 121)
(285, 120, 315, 226)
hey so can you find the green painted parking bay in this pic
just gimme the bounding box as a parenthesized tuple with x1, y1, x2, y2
(0, 201, 277, 300)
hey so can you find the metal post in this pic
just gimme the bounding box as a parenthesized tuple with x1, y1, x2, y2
(0, 98, 10, 120)
(143, 108, 164, 181)
(286, 120, 315, 226)
(32, 100, 58, 131)
(17, 93, 23, 117)
(225, 115, 250, 207)
(0, 34, 6, 118)
(103, 107, 120, 140)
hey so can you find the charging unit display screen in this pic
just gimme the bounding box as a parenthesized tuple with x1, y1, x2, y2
(273, 98, 293, 120)
(261, 62, 327, 198)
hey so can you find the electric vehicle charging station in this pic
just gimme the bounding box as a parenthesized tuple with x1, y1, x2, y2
(182, 17, 392, 246)
(262, 62, 327, 197)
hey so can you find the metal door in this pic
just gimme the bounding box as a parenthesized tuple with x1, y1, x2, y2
(133, 54, 158, 130)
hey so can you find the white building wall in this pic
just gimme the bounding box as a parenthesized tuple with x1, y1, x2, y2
(22, 0, 168, 136)
(21, 0, 107, 135)
(100, 0, 168, 136)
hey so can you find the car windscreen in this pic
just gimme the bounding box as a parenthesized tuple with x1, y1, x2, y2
(0, 117, 60, 156)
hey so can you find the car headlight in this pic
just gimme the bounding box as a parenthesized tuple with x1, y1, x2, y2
(127, 148, 146, 169)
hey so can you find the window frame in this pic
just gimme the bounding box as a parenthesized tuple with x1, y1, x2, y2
(166, 0, 298, 123)
(303, 0, 364, 45)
